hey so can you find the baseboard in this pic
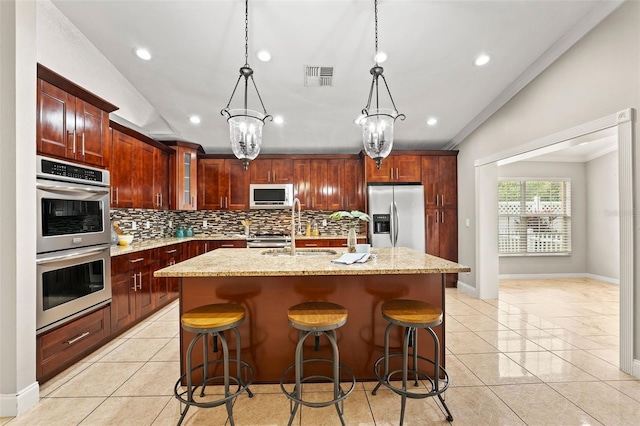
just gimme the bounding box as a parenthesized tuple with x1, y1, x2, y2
(498, 272, 619, 284)
(0, 381, 39, 417)
(632, 359, 640, 379)
(455, 279, 478, 298)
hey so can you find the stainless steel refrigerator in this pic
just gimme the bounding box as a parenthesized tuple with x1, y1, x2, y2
(368, 184, 425, 251)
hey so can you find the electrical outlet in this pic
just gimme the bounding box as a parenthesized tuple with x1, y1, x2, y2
(131, 221, 137, 230)
(168, 220, 173, 228)
(145, 221, 150, 229)
(322, 219, 327, 227)
(203, 220, 208, 228)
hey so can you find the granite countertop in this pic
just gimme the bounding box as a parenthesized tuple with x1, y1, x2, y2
(110, 234, 366, 257)
(154, 246, 470, 277)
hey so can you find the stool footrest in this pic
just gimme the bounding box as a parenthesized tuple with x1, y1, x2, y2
(174, 359, 254, 408)
(373, 353, 450, 398)
(280, 359, 356, 408)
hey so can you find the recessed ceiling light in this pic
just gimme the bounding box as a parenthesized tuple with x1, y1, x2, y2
(256, 49, 271, 62)
(134, 48, 152, 61)
(189, 115, 201, 124)
(374, 51, 388, 64)
(427, 117, 438, 126)
(474, 53, 491, 67)
(273, 115, 284, 124)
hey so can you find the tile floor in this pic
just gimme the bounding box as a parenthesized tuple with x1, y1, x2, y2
(3, 277, 640, 425)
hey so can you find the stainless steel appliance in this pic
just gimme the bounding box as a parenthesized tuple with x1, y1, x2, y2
(37, 155, 111, 254)
(36, 155, 112, 332)
(250, 183, 294, 209)
(246, 233, 291, 248)
(367, 184, 425, 251)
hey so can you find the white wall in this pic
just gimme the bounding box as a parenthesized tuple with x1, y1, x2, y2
(0, 0, 38, 416)
(586, 150, 620, 281)
(497, 161, 587, 276)
(456, 1, 639, 362)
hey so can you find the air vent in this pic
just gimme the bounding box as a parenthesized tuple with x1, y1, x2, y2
(304, 66, 334, 87)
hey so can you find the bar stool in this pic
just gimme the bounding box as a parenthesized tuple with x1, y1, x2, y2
(372, 299, 452, 425)
(280, 302, 356, 426)
(175, 303, 254, 426)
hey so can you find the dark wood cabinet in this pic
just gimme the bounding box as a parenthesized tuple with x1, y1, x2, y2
(309, 160, 328, 210)
(110, 129, 135, 208)
(110, 252, 155, 333)
(36, 306, 110, 382)
(425, 208, 458, 287)
(295, 237, 366, 248)
(364, 154, 421, 183)
(326, 158, 364, 211)
(422, 155, 457, 209)
(250, 158, 293, 183)
(154, 244, 182, 307)
(198, 158, 250, 210)
(154, 149, 170, 209)
(36, 65, 117, 168)
(173, 145, 198, 210)
(136, 142, 156, 209)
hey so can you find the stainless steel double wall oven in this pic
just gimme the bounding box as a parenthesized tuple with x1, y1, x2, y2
(36, 155, 112, 333)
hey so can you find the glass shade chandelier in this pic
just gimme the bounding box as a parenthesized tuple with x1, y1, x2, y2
(221, 0, 271, 170)
(360, 0, 405, 169)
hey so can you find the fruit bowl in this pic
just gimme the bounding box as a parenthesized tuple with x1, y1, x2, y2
(117, 234, 134, 246)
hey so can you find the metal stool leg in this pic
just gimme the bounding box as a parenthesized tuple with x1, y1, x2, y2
(372, 322, 394, 395)
(427, 326, 453, 421)
(231, 326, 253, 398)
(178, 332, 203, 426)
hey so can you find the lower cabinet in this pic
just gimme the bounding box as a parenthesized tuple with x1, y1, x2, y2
(154, 244, 183, 306)
(36, 306, 110, 382)
(425, 208, 458, 287)
(110, 251, 155, 333)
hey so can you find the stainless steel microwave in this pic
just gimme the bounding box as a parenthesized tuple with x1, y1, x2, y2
(249, 183, 294, 209)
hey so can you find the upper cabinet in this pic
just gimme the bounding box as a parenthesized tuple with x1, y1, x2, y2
(364, 154, 421, 183)
(198, 158, 250, 210)
(249, 158, 293, 184)
(421, 154, 457, 209)
(36, 64, 118, 168)
(164, 141, 203, 210)
(110, 124, 172, 209)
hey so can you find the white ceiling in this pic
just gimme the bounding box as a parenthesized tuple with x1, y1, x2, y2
(50, 0, 620, 155)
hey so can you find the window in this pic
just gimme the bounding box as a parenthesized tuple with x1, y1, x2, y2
(498, 179, 571, 255)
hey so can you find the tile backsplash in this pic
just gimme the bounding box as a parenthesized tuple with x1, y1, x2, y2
(110, 208, 367, 241)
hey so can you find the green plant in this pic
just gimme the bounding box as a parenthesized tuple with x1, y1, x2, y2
(329, 210, 371, 229)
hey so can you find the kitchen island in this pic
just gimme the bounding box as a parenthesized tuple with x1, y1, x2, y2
(154, 247, 470, 383)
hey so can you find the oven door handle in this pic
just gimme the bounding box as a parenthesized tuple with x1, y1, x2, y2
(36, 183, 110, 195)
(36, 246, 108, 265)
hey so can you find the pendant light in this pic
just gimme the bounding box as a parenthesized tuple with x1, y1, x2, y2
(360, 0, 405, 170)
(221, 0, 271, 170)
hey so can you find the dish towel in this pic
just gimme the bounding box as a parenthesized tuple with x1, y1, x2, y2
(331, 253, 371, 264)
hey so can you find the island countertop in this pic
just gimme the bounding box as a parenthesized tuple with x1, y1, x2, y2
(154, 246, 470, 277)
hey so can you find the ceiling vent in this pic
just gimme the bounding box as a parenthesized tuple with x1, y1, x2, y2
(304, 66, 334, 87)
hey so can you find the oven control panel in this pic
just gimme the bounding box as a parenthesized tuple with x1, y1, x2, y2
(37, 156, 109, 186)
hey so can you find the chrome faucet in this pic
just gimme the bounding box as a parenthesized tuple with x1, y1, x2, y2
(291, 198, 301, 256)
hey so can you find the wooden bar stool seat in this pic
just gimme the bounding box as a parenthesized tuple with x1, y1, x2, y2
(175, 303, 254, 426)
(280, 302, 355, 426)
(372, 299, 452, 425)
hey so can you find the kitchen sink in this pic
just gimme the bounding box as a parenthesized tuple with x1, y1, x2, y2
(261, 249, 338, 257)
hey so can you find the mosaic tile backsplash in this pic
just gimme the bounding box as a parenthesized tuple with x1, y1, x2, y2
(110, 208, 367, 241)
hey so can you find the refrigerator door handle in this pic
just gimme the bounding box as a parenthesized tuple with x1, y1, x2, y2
(389, 202, 394, 246)
(393, 201, 399, 246)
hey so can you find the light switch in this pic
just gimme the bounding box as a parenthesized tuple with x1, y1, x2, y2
(465, 218, 470, 228)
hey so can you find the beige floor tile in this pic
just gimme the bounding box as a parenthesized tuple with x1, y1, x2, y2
(546, 328, 609, 350)
(441, 386, 525, 425)
(80, 396, 170, 425)
(490, 383, 602, 426)
(48, 362, 143, 397)
(444, 315, 470, 332)
(114, 361, 181, 397)
(550, 381, 640, 426)
(496, 314, 541, 330)
(80, 337, 128, 363)
(4, 397, 104, 426)
(605, 380, 640, 403)
(98, 338, 171, 362)
(129, 321, 180, 339)
(150, 338, 181, 362)
(38, 361, 92, 397)
(446, 331, 499, 354)
(456, 353, 541, 385)
(366, 385, 449, 425)
(515, 328, 580, 351)
(552, 350, 634, 381)
(587, 348, 620, 366)
(505, 351, 597, 383)
(444, 355, 484, 387)
(445, 302, 482, 316)
(0, 417, 13, 426)
(450, 314, 507, 332)
(297, 390, 374, 426)
(475, 330, 543, 353)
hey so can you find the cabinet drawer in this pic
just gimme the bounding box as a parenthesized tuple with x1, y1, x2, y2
(37, 306, 110, 378)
